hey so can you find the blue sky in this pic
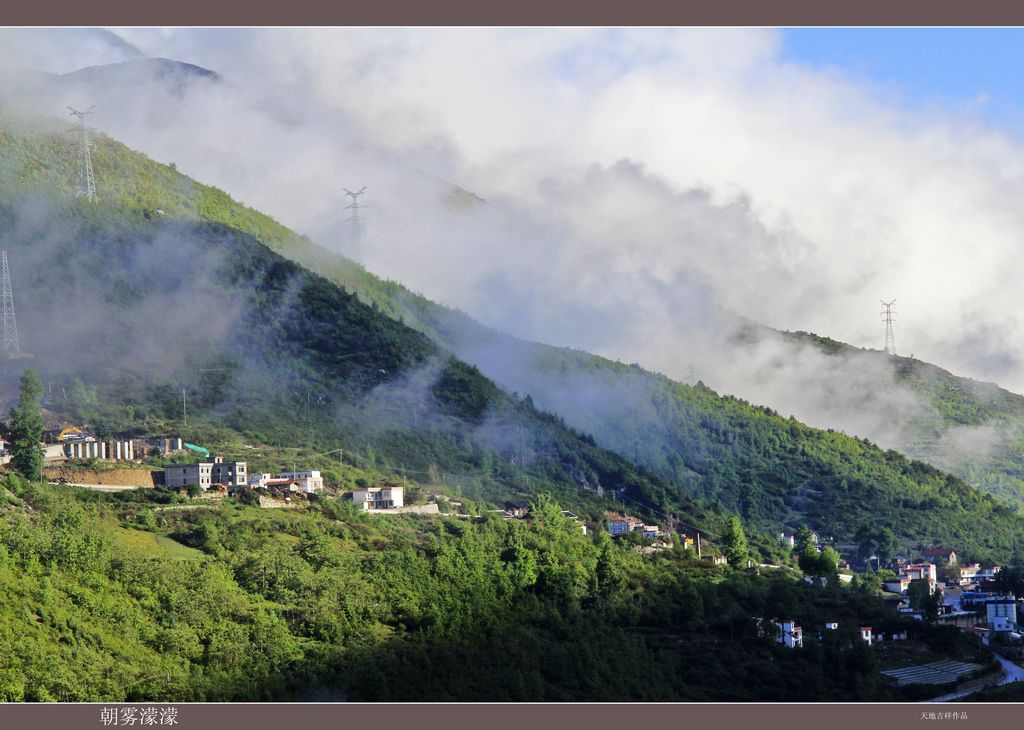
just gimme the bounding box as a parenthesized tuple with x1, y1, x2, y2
(781, 28, 1024, 134)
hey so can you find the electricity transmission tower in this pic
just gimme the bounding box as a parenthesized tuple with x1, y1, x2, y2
(68, 106, 97, 202)
(343, 186, 367, 260)
(880, 299, 897, 355)
(1, 252, 19, 354)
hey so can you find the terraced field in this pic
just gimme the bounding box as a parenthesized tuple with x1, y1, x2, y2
(881, 660, 983, 686)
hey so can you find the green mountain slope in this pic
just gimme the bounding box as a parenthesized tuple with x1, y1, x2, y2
(0, 106, 714, 538)
(2, 478, 941, 702)
(765, 327, 1024, 506)
(1, 106, 1023, 562)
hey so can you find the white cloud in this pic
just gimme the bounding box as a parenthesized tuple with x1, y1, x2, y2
(6, 27, 1024, 434)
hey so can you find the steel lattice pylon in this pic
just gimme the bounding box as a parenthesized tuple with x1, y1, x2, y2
(2, 251, 20, 354)
(881, 299, 896, 355)
(343, 186, 367, 261)
(68, 106, 96, 202)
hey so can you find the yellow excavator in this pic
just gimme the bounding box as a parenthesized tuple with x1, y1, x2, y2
(57, 426, 94, 442)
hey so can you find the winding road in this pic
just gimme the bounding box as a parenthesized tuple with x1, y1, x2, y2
(930, 633, 1024, 702)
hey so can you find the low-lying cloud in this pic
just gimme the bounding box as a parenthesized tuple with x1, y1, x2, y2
(4, 27, 1024, 458)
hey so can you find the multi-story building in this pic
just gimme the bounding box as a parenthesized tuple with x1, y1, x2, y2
(211, 458, 247, 488)
(352, 486, 404, 510)
(164, 463, 214, 490)
(164, 458, 246, 490)
(899, 563, 938, 592)
(956, 563, 982, 585)
(608, 519, 630, 536)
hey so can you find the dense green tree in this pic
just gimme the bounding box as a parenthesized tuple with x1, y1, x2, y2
(819, 546, 841, 578)
(9, 369, 43, 481)
(855, 525, 900, 565)
(722, 515, 750, 568)
(795, 525, 816, 555)
(594, 532, 625, 599)
(907, 579, 942, 621)
(68, 376, 99, 424)
(992, 566, 1024, 597)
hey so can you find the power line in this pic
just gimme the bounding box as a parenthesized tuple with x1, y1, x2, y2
(1, 251, 19, 354)
(880, 299, 897, 355)
(68, 106, 96, 202)
(343, 186, 367, 261)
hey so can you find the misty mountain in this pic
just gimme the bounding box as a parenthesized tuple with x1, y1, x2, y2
(62, 58, 221, 90)
(0, 29, 145, 74)
(747, 326, 1024, 506)
(0, 107, 1015, 559)
(0, 58, 221, 106)
(5, 36, 1022, 517)
(0, 106, 722, 539)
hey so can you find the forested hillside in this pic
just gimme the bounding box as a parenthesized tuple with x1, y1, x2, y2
(772, 328, 1024, 506)
(0, 477, 952, 701)
(1, 105, 1022, 562)
(0, 105, 715, 539)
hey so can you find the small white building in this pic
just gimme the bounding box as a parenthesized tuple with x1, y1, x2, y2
(352, 486, 404, 510)
(885, 577, 911, 594)
(859, 627, 873, 646)
(249, 473, 273, 488)
(777, 620, 803, 649)
(278, 470, 324, 493)
(825, 622, 839, 630)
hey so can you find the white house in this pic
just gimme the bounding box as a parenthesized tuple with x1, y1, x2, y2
(278, 470, 324, 493)
(859, 627, 873, 646)
(352, 486, 404, 510)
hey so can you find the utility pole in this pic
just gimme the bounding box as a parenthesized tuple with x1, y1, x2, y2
(634, 438, 639, 469)
(881, 299, 897, 355)
(182, 388, 187, 428)
(1, 251, 20, 354)
(697, 532, 702, 559)
(68, 106, 97, 202)
(343, 186, 367, 261)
